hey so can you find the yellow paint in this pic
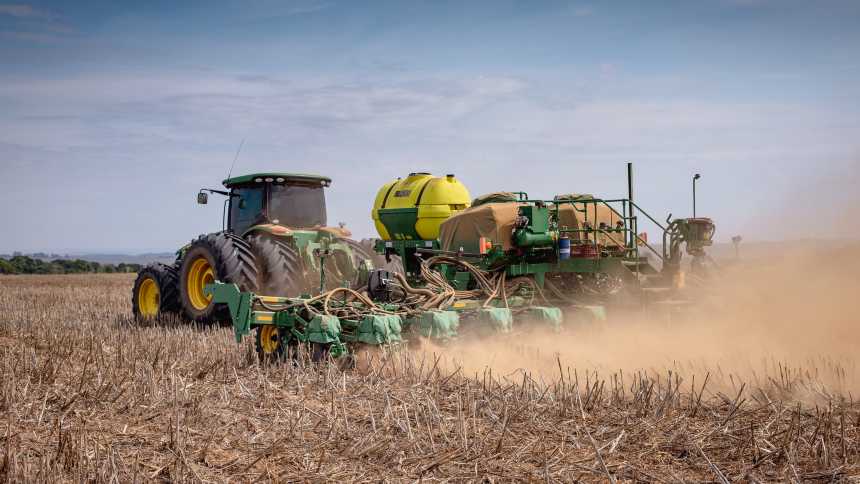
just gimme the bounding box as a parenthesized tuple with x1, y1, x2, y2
(254, 223, 292, 236)
(137, 277, 160, 316)
(256, 313, 273, 322)
(259, 325, 280, 354)
(187, 257, 214, 311)
(372, 173, 471, 240)
(259, 296, 285, 303)
(371, 179, 398, 240)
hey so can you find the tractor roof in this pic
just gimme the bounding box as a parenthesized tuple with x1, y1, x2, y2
(222, 172, 332, 188)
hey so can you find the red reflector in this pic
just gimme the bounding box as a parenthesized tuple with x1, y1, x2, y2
(479, 237, 492, 254)
(573, 244, 600, 258)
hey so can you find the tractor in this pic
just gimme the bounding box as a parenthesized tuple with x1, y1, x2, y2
(131, 172, 383, 325)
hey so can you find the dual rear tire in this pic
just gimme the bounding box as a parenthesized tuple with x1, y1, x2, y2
(132, 232, 304, 324)
(131, 263, 182, 319)
(132, 232, 384, 327)
(246, 233, 305, 297)
(340, 238, 404, 275)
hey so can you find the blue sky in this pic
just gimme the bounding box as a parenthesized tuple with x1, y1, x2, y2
(1, 0, 859, 253)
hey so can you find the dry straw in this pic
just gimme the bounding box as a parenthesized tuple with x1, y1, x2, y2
(1, 274, 858, 482)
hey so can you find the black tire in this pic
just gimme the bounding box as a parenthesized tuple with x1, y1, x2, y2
(311, 342, 330, 363)
(382, 256, 405, 274)
(179, 232, 259, 324)
(255, 325, 286, 362)
(246, 233, 305, 297)
(341, 238, 404, 274)
(132, 263, 181, 320)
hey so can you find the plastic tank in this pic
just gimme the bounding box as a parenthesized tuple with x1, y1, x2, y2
(372, 173, 471, 240)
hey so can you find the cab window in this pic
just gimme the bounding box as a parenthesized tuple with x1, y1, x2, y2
(229, 186, 264, 234)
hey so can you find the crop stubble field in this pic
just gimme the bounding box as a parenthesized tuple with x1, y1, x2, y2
(1, 256, 859, 482)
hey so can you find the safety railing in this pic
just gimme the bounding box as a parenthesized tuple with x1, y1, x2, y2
(629, 200, 671, 262)
(533, 196, 669, 268)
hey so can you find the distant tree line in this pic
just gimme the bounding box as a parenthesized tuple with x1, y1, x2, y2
(0, 255, 141, 275)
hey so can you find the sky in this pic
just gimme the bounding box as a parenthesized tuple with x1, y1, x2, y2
(1, 0, 859, 253)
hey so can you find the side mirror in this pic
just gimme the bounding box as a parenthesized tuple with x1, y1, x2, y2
(197, 191, 208, 204)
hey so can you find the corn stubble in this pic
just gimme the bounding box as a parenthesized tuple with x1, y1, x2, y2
(1, 274, 858, 482)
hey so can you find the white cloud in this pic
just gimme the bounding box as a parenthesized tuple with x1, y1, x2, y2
(0, 69, 857, 250)
(0, 74, 527, 149)
(237, 0, 333, 20)
(2, 71, 855, 171)
(0, 3, 73, 44)
(0, 30, 66, 43)
(0, 3, 48, 18)
(572, 6, 593, 17)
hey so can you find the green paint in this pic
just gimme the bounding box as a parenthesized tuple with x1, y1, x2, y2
(377, 207, 421, 240)
(409, 310, 459, 339)
(204, 282, 251, 343)
(452, 271, 471, 290)
(374, 238, 439, 276)
(519, 205, 549, 232)
(476, 308, 513, 333)
(524, 306, 564, 332)
(307, 314, 342, 344)
(357, 314, 404, 344)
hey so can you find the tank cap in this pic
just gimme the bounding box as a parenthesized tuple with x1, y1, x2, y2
(446, 174, 455, 178)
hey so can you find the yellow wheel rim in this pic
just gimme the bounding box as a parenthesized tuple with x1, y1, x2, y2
(260, 325, 280, 354)
(137, 277, 160, 317)
(187, 257, 215, 311)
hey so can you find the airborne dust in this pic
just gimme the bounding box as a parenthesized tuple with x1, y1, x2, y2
(418, 163, 860, 400)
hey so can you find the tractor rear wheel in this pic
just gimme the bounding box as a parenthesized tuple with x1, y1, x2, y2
(179, 232, 259, 324)
(246, 233, 305, 297)
(132, 263, 181, 320)
(340, 238, 404, 275)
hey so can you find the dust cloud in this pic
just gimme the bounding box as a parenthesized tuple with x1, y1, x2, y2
(416, 161, 860, 398)
(416, 246, 860, 399)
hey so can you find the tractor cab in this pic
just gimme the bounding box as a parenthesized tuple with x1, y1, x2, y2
(199, 173, 332, 235)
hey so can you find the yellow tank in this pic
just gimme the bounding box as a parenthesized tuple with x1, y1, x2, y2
(372, 173, 471, 240)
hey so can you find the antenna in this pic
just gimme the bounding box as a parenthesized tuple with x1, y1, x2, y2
(226, 138, 245, 181)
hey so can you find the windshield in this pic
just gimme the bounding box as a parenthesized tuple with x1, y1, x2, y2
(268, 184, 327, 228)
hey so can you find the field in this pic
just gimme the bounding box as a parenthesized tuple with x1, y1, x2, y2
(1, 265, 859, 482)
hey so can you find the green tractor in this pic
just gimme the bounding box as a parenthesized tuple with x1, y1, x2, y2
(131, 172, 383, 324)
